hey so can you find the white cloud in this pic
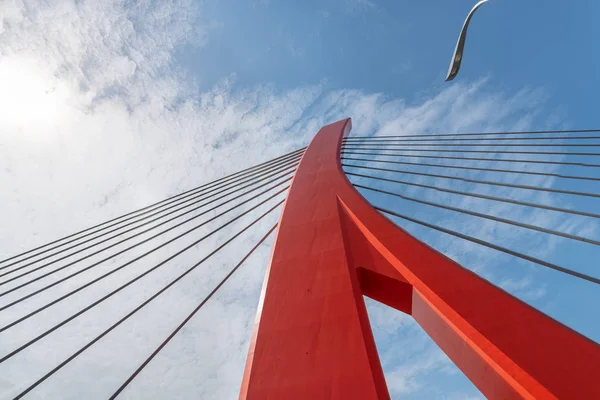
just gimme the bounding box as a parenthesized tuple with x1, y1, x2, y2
(0, 1, 575, 399)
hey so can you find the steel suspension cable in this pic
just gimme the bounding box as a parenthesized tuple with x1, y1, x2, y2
(341, 156, 600, 182)
(342, 164, 600, 199)
(340, 150, 600, 168)
(354, 184, 600, 246)
(0, 188, 287, 361)
(0, 149, 304, 271)
(11, 201, 283, 400)
(0, 148, 306, 270)
(0, 184, 287, 331)
(345, 171, 600, 220)
(340, 144, 600, 157)
(0, 147, 300, 268)
(109, 223, 278, 399)
(0, 156, 301, 280)
(0, 163, 297, 285)
(374, 206, 600, 286)
(344, 142, 600, 148)
(346, 128, 600, 139)
(342, 135, 600, 143)
(0, 177, 292, 309)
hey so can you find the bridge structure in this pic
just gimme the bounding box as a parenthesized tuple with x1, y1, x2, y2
(1, 119, 600, 399)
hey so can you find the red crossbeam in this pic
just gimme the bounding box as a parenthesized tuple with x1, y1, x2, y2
(240, 119, 600, 399)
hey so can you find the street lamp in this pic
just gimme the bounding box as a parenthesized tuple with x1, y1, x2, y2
(446, 0, 490, 81)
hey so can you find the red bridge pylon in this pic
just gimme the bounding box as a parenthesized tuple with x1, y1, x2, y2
(240, 119, 600, 399)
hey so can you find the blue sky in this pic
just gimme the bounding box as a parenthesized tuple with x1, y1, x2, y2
(183, 0, 600, 124)
(1, 0, 599, 399)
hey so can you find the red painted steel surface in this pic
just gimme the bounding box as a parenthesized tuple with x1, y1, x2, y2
(240, 119, 600, 399)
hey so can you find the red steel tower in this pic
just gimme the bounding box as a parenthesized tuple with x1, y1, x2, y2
(240, 119, 600, 399)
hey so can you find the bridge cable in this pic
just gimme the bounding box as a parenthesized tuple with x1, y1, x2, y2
(341, 150, 600, 168)
(344, 142, 600, 148)
(342, 156, 600, 182)
(354, 184, 600, 246)
(341, 144, 600, 157)
(343, 135, 600, 143)
(109, 223, 278, 399)
(345, 128, 600, 139)
(0, 181, 291, 325)
(374, 206, 600, 286)
(11, 200, 284, 400)
(0, 156, 300, 281)
(342, 163, 600, 199)
(0, 148, 304, 271)
(345, 171, 600, 220)
(0, 188, 286, 359)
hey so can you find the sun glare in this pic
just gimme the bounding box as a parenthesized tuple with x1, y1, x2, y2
(0, 57, 70, 129)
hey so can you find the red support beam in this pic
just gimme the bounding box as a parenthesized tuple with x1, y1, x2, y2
(240, 119, 600, 399)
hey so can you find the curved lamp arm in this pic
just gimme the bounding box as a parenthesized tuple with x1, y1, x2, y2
(446, 0, 490, 81)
